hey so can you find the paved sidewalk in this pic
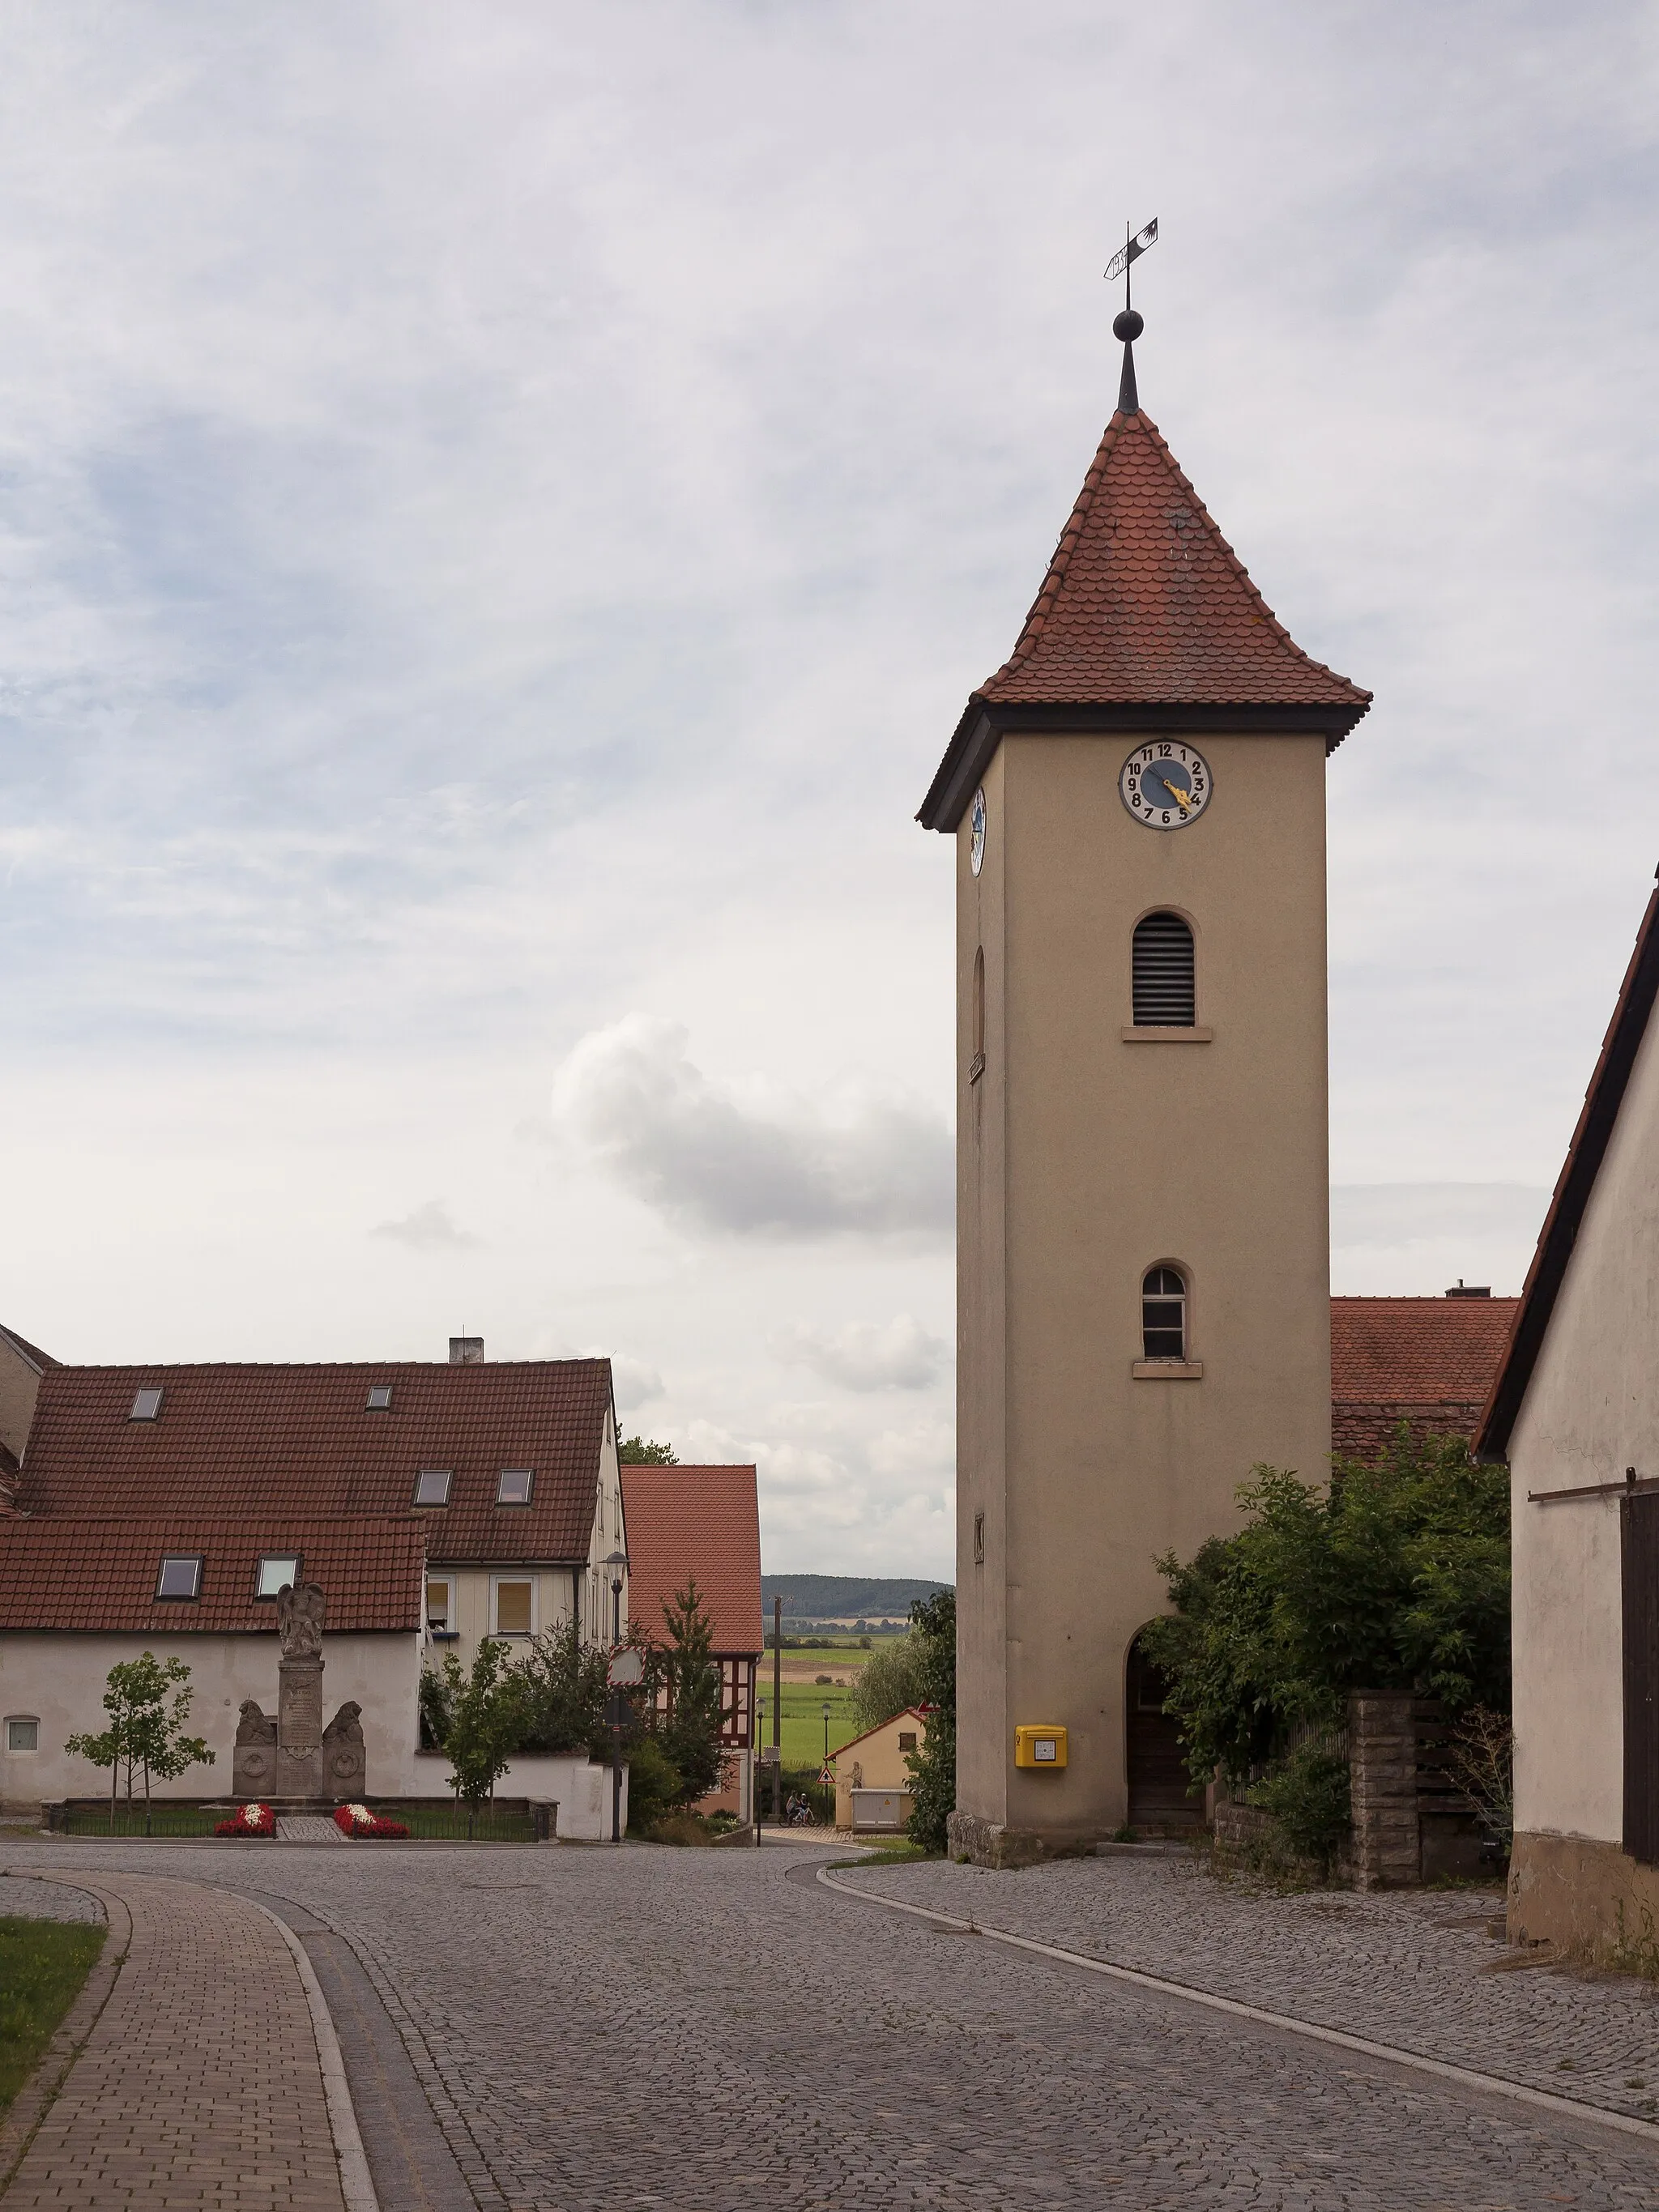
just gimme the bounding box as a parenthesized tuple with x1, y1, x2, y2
(838, 1851, 1659, 2122)
(1, 1872, 347, 2212)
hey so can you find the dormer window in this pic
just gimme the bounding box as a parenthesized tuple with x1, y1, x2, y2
(130, 1388, 164, 1421)
(412, 1469, 452, 1508)
(255, 1554, 301, 1599)
(366, 1385, 393, 1411)
(155, 1555, 203, 1601)
(496, 1468, 533, 1506)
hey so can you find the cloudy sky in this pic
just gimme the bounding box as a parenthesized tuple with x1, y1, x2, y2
(2, 4, 1656, 1575)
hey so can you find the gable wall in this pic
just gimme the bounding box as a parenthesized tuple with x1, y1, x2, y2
(1509, 1000, 1659, 1843)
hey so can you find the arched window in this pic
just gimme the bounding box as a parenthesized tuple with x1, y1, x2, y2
(1132, 911, 1195, 1026)
(970, 947, 986, 1078)
(1141, 1267, 1187, 1360)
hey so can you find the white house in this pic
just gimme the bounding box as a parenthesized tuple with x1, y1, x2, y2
(0, 1338, 628, 1833)
(1478, 877, 1659, 1958)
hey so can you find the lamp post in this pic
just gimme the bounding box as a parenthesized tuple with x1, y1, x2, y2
(603, 1549, 627, 1647)
(821, 1702, 831, 1764)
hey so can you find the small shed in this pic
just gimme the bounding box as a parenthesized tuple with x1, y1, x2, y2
(832, 1708, 928, 1832)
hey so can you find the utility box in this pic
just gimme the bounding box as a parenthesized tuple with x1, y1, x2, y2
(1013, 1725, 1068, 1771)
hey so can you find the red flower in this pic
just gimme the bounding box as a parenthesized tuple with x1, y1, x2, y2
(215, 1801, 276, 1838)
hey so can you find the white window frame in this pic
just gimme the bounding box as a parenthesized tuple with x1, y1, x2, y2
(491, 1571, 537, 1639)
(424, 1573, 458, 1640)
(130, 1387, 164, 1421)
(412, 1468, 453, 1508)
(155, 1554, 203, 1601)
(5, 1715, 40, 1754)
(495, 1467, 534, 1507)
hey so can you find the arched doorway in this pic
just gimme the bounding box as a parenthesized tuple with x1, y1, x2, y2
(1125, 1631, 1201, 1830)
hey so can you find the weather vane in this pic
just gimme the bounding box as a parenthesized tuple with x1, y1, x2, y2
(1103, 217, 1158, 413)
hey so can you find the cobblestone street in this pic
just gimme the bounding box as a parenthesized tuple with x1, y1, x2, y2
(4, 1836, 1659, 2211)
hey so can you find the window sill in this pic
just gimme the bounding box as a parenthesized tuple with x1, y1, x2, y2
(426, 1629, 459, 1642)
(1121, 1026, 1212, 1043)
(1132, 1360, 1204, 1380)
(968, 1051, 986, 1084)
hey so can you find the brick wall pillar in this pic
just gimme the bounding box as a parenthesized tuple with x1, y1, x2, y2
(1348, 1691, 1418, 1889)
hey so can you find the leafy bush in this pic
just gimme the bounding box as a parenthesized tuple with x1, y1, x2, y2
(1444, 1705, 1514, 1856)
(1142, 1431, 1510, 1791)
(437, 1640, 521, 1805)
(902, 1588, 956, 1855)
(511, 1621, 612, 1760)
(650, 1810, 718, 1847)
(1246, 1747, 1350, 1873)
(624, 1735, 684, 1834)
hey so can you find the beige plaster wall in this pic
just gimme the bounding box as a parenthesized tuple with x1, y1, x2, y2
(1509, 1830, 1659, 1963)
(1508, 999, 1659, 1847)
(832, 1710, 928, 1829)
(0, 1630, 421, 1811)
(956, 729, 1332, 1845)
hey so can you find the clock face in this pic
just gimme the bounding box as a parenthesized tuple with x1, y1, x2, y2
(1119, 743, 1213, 830)
(969, 786, 987, 876)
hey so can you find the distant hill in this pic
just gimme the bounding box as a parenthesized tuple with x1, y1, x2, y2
(761, 1574, 949, 1625)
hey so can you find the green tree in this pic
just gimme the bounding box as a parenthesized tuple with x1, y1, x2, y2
(513, 1619, 612, 1760)
(1141, 1430, 1511, 1794)
(437, 1640, 521, 1829)
(849, 1634, 926, 1734)
(619, 1435, 679, 1464)
(652, 1578, 728, 1806)
(66, 1654, 215, 1833)
(903, 1588, 956, 1854)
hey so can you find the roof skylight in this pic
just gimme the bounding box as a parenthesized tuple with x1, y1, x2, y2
(255, 1554, 301, 1600)
(496, 1468, 533, 1506)
(130, 1388, 164, 1421)
(412, 1468, 452, 1508)
(154, 1555, 203, 1601)
(366, 1385, 393, 1411)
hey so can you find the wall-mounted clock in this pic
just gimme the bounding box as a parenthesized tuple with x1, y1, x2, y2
(1119, 743, 1213, 830)
(970, 785, 987, 876)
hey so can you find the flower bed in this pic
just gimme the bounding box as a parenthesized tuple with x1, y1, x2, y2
(215, 1802, 276, 1838)
(333, 1802, 410, 1839)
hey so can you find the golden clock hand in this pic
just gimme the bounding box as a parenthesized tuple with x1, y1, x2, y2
(1150, 773, 1193, 812)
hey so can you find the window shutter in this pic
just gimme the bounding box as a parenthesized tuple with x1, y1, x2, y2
(1132, 912, 1195, 1026)
(1623, 1492, 1659, 1866)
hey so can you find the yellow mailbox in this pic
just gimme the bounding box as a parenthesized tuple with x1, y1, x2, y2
(1013, 1724, 1068, 1770)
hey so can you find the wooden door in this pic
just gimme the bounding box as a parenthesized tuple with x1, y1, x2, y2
(1623, 1492, 1659, 1866)
(1126, 1633, 1200, 1828)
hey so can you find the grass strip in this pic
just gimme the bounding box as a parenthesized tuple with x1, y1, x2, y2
(0, 1917, 108, 2117)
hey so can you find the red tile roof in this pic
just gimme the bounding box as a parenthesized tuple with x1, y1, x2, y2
(619, 1464, 762, 1657)
(18, 1362, 612, 1564)
(1331, 1297, 1520, 1460)
(0, 1515, 424, 1633)
(979, 411, 1372, 715)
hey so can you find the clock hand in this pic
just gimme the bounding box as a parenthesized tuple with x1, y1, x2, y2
(1151, 773, 1194, 812)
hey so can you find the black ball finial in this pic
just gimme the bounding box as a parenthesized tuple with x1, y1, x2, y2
(1112, 309, 1144, 343)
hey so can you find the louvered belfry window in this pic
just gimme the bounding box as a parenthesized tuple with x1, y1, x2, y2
(1132, 911, 1195, 1026)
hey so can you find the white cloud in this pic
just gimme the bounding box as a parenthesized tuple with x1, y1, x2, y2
(552, 1016, 952, 1241)
(370, 1199, 480, 1252)
(609, 1355, 665, 1413)
(1329, 1183, 1548, 1298)
(772, 1314, 949, 1392)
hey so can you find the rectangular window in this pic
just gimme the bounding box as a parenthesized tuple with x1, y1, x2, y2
(6, 1718, 39, 1753)
(366, 1384, 393, 1411)
(496, 1468, 533, 1506)
(898, 1731, 918, 1752)
(255, 1555, 301, 1600)
(130, 1387, 164, 1421)
(425, 1576, 457, 1635)
(413, 1469, 452, 1507)
(155, 1555, 203, 1601)
(974, 1511, 985, 1565)
(494, 1579, 533, 1635)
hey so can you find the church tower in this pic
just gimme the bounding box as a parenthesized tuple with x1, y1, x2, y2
(919, 313, 1370, 1864)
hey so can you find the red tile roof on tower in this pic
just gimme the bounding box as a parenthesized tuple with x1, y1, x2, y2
(620, 1464, 763, 1657)
(0, 1515, 424, 1633)
(1331, 1297, 1520, 1462)
(919, 403, 1370, 830)
(16, 1360, 613, 1564)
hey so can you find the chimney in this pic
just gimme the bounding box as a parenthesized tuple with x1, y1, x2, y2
(1444, 1281, 1491, 1299)
(449, 1337, 484, 1365)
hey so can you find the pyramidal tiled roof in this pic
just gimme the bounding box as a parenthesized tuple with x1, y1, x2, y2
(919, 399, 1371, 829)
(978, 407, 1371, 714)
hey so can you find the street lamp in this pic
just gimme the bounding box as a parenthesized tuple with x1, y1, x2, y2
(821, 1701, 831, 1763)
(603, 1550, 627, 1647)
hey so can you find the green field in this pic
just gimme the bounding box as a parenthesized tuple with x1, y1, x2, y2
(0, 1916, 107, 2115)
(755, 1677, 868, 1767)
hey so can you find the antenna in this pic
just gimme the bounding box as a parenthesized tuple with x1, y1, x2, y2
(1103, 218, 1158, 311)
